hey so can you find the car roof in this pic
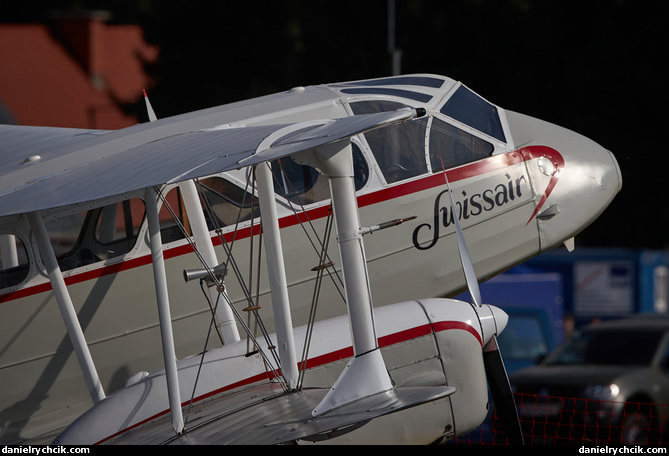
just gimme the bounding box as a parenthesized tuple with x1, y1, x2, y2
(581, 314, 669, 332)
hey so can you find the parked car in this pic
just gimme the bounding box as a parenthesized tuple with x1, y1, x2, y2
(509, 315, 669, 444)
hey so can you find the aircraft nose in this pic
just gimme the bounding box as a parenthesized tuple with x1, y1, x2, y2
(505, 110, 622, 250)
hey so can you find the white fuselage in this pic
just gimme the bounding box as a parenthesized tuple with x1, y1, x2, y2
(0, 74, 621, 444)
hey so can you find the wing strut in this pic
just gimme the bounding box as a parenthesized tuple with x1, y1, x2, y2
(295, 140, 394, 415)
(255, 162, 299, 389)
(27, 212, 105, 404)
(145, 186, 184, 434)
(142, 91, 240, 345)
(178, 180, 241, 344)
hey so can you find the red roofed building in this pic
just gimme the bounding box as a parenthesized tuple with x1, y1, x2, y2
(0, 11, 159, 129)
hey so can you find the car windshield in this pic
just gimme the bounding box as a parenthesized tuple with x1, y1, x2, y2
(545, 327, 665, 366)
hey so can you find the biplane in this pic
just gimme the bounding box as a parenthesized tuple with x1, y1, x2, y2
(0, 74, 621, 444)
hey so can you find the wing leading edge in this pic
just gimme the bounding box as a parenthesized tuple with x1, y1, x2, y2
(0, 108, 419, 217)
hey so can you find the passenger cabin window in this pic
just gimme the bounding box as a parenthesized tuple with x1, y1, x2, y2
(350, 100, 427, 184)
(270, 143, 368, 205)
(197, 177, 260, 229)
(46, 198, 145, 271)
(429, 117, 494, 171)
(440, 85, 506, 143)
(159, 187, 192, 243)
(0, 234, 30, 288)
(158, 180, 261, 243)
(271, 158, 329, 206)
(96, 200, 144, 246)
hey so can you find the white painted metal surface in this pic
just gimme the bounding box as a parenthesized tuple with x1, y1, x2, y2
(255, 161, 299, 388)
(26, 212, 105, 405)
(144, 186, 183, 434)
(0, 74, 621, 444)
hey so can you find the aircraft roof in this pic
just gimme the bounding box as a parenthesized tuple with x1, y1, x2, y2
(0, 74, 455, 217)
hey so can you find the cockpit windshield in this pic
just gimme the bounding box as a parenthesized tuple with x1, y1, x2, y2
(429, 118, 494, 172)
(440, 85, 506, 143)
(350, 98, 495, 181)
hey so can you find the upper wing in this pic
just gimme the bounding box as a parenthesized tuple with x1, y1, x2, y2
(0, 108, 418, 217)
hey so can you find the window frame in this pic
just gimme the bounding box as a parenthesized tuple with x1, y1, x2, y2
(439, 84, 507, 143)
(195, 176, 261, 230)
(347, 98, 431, 187)
(37, 193, 147, 275)
(426, 115, 496, 173)
(0, 232, 33, 290)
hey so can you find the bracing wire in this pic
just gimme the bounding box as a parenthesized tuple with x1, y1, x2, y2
(152, 186, 289, 403)
(196, 173, 283, 373)
(152, 156, 357, 413)
(297, 207, 335, 390)
(272, 158, 345, 302)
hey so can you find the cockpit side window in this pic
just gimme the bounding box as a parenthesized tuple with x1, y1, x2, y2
(429, 117, 494, 172)
(46, 198, 145, 271)
(350, 100, 427, 184)
(0, 234, 30, 289)
(440, 85, 506, 143)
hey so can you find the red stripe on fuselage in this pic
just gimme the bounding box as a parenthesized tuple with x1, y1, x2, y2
(0, 146, 562, 304)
